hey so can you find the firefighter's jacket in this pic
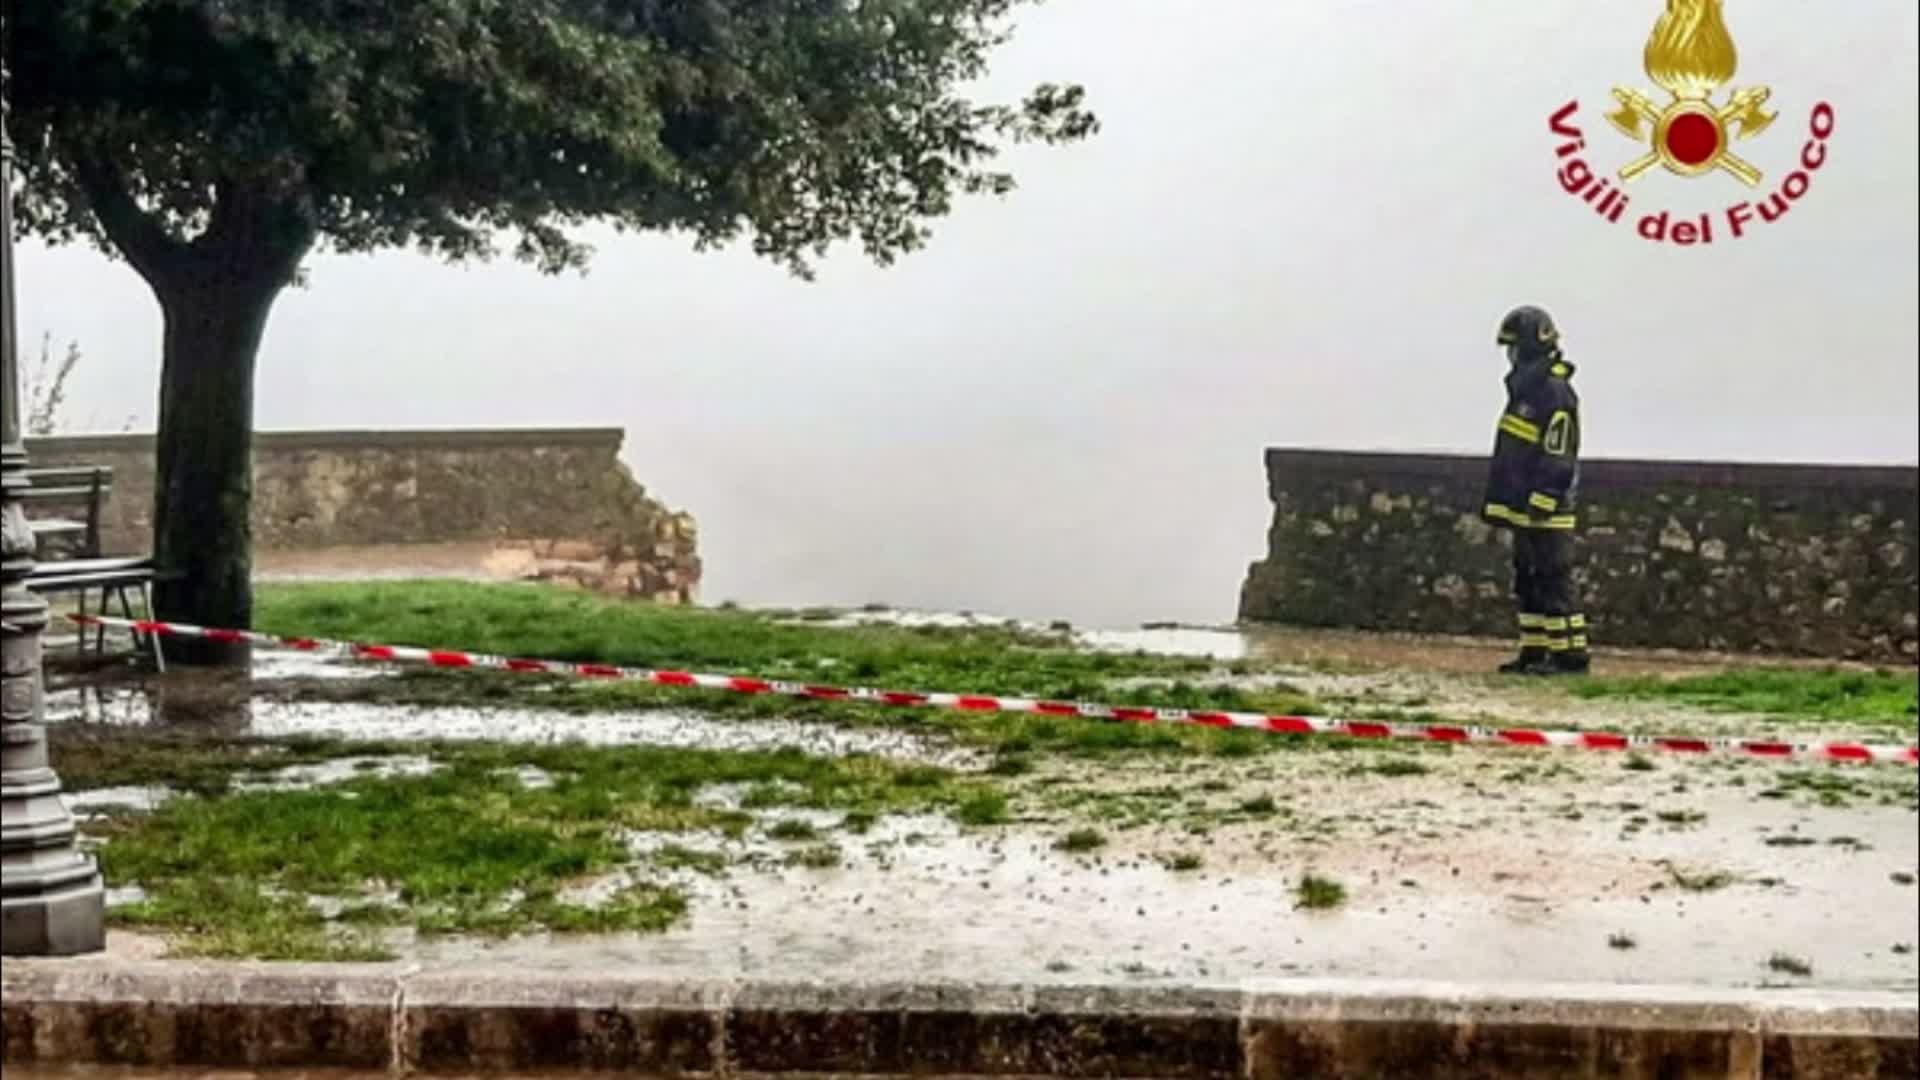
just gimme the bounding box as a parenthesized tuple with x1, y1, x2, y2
(1483, 358, 1581, 530)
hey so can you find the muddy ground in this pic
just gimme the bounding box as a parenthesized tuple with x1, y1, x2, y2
(40, 618, 1920, 993)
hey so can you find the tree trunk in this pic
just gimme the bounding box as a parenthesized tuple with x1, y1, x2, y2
(148, 270, 287, 666)
(61, 172, 315, 667)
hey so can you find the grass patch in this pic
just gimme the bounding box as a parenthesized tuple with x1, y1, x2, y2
(1573, 668, 1918, 729)
(1238, 795, 1280, 816)
(1054, 828, 1107, 853)
(783, 844, 843, 869)
(49, 729, 409, 798)
(255, 581, 1234, 702)
(766, 819, 820, 842)
(1622, 753, 1657, 772)
(247, 582, 1332, 761)
(1346, 757, 1430, 778)
(1294, 873, 1346, 910)
(1764, 767, 1915, 810)
(649, 845, 729, 876)
(90, 738, 999, 959)
(1655, 809, 1707, 827)
(1660, 862, 1738, 893)
(955, 791, 1011, 826)
(987, 754, 1034, 777)
(1763, 835, 1817, 848)
(1607, 932, 1637, 950)
(1160, 851, 1205, 872)
(525, 884, 687, 934)
(108, 877, 397, 962)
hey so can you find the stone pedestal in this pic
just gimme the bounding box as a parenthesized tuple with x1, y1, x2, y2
(1, 84, 107, 956)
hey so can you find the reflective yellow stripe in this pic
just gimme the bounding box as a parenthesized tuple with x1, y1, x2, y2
(1499, 415, 1541, 443)
(1550, 363, 1570, 377)
(1570, 634, 1589, 649)
(1484, 503, 1531, 527)
(1528, 492, 1558, 512)
(1518, 613, 1547, 628)
(1520, 634, 1551, 648)
(1543, 617, 1569, 631)
(1547, 638, 1572, 652)
(1489, 503, 1577, 530)
(1544, 411, 1573, 455)
(1569, 614, 1587, 629)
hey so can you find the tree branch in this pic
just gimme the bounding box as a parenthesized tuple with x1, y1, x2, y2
(68, 156, 189, 285)
(196, 181, 319, 288)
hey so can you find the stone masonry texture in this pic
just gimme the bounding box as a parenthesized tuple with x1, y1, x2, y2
(2, 964, 1915, 1077)
(23, 428, 700, 605)
(1239, 449, 1919, 663)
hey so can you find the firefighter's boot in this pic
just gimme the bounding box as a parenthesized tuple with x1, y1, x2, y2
(1498, 647, 1549, 675)
(1541, 651, 1591, 676)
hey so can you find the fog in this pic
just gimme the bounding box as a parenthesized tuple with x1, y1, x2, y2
(15, 0, 1918, 628)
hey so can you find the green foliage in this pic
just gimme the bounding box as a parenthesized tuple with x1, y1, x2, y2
(1294, 873, 1346, 910)
(7, 1, 1096, 281)
(92, 738, 996, 957)
(1573, 668, 1918, 729)
(249, 581, 1329, 759)
(1053, 827, 1105, 852)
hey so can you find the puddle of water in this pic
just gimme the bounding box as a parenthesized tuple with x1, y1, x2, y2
(252, 650, 395, 682)
(63, 756, 441, 819)
(499, 764, 557, 789)
(390, 759, 1919, 992)
(48, 681, 978, 768)
(233, 755, 440, 791)
(299, 886, 403, 920)
(794, 605, 1252, 661)
(814, 609, 1015, 631)
(67, 785, 176, 818)
(1078, 626, 1250, 661)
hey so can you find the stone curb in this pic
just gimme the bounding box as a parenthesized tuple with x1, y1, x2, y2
(3, 964, 1916, 1078)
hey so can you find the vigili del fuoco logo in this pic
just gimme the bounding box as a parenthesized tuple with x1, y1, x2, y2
(1547, 0, 1834, 246)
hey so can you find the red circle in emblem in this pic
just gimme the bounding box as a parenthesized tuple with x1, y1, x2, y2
(1664, 113, 1720, 166)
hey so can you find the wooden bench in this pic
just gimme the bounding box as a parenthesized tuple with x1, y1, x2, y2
(20, 465, 111, 558)
(19, 465, 165, 670)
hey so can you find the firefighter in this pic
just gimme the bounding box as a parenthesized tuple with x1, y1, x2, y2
(1483, 305, 1589, 675)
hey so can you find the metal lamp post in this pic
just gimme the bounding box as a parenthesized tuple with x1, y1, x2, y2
(1, 76, 107, 955)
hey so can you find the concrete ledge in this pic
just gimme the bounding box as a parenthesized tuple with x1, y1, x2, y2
(2, 963, 399, 1070)
(27, 427, 626, 456)
(1263, 447, 1920, 497)
(3, 964, 1915, 1077)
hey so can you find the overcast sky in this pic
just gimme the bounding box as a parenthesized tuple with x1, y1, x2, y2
(15, 0, 1919, 628)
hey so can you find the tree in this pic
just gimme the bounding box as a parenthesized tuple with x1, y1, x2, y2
(5, 1, 1094, 662)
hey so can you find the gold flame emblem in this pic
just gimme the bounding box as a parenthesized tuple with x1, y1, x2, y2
(1606, 0, 1776, 186)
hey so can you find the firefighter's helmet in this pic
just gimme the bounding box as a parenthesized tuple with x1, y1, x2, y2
(1497, 305, 1561, 363)
(1496, 305, 1560, 346)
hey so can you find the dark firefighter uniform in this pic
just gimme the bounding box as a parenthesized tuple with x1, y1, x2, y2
(1483, 305, 1589, 675)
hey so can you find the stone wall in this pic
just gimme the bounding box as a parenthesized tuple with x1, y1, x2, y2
(1239, 449, 1919, 662)
(23, 428, 700, 604)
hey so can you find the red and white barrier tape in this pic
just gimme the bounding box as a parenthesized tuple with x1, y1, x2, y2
(69, 614, 1920, 766)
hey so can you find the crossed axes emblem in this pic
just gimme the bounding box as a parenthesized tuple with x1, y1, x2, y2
(1606, 84, 1776, 187)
